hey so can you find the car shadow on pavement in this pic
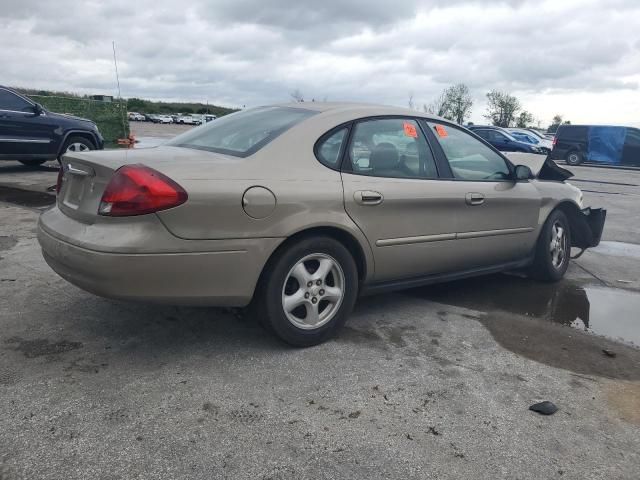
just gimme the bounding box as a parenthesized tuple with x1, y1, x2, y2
(57, 295, 287, 358)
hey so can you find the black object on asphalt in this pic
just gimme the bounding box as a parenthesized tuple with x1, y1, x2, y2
(602, 349, 617, 358)
(529, 401, 558, 415)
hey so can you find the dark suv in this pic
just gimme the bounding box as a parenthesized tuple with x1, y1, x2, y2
(550, 124, 640, 167)
(467, 125, 547, 154)
(0, 86, 104, 166)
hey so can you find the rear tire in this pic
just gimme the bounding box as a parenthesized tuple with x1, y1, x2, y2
(257, 236, 359, 347)
(566, 151, 582, 166)
(530, 210, 571, 282)
(18, 159, 47, 166)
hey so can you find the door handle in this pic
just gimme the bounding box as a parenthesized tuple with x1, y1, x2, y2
(465, 192, 485, 206)
(354, 190, 384, 206)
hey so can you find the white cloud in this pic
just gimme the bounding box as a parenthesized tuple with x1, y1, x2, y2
(1, 0, 639, 126)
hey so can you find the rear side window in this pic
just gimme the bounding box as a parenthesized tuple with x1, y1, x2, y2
(346, 118, 438, 179)
(315, 127, 348, 168)
(0, 89, 32, 112)
(427, 122, 511, 181)
(558, 126, 588, 142)
(167, 106, 317, 157)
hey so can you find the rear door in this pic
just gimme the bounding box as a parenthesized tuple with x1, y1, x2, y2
(0, 88, 56, 158)
(622, 127, 640, 167)
(422, 121, 541, 268)
(340, 117, 464, 282)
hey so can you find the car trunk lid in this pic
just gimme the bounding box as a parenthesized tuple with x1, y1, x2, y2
(57, 146, 241, 223)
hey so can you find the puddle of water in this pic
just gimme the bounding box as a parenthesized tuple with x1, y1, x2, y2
(407, 274, 640, 347)
(0, 186, 56, 208)
(133, 136, 166, 148)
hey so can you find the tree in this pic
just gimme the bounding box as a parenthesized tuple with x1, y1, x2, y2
(548, 114, 571, 133)
(408, 92, 415, 110)
(424, 91, 450, 118)
(290, 89, 305, 102)
(424, 83, 473, 124)
(485, 90, 521, 127)
(445, 83, 473, 124)
(516, 110, 535, 128)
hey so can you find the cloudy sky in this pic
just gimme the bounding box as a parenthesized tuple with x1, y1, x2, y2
(1, 0, 639, 126)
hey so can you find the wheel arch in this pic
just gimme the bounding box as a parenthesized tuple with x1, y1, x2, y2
(548, 201, 594, 248)
(255, 225, 372, 299)
(57, 130, 99, 156)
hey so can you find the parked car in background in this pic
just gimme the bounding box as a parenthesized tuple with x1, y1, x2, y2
(550, 124, 640, 166)
(204, 114, 217, 123)
(507, 128, 553, 153)
(467, 126, 547, 154)
(177, 115, 202, 125)
(39, 103, 605, 346)
(128, 112, 145, 121)
(157, 115, 173, 124)
(0, 85, 104, 166)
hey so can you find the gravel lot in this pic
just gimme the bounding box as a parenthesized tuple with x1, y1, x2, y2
(0, 136, 639, 479)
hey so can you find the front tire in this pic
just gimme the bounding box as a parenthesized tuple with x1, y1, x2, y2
(258, 237, 359, 347)
(530, 210, 571, 282)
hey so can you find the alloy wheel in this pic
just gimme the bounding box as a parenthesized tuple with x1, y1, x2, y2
(281, 253, 345, 330)
(66, 142, 90, 153)
(549, 221, 567, 269)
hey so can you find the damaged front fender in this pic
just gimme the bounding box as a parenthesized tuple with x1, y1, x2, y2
(567, 207, 607, 249)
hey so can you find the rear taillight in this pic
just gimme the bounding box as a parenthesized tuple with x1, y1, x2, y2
(98, 164, 187, 216)
(552, 137, 557, 147)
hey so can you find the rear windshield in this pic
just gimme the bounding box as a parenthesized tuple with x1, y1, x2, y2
(166, 106, 316, 157)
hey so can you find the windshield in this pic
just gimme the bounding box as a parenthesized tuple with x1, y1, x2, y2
(166, 106, 317, 157)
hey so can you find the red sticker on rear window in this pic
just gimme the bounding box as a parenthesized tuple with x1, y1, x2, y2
(435, 125, 448, 138)
(403, 122, 418, 138)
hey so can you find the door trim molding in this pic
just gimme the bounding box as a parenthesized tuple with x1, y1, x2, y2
(376, 232, 456, 247)
(377, 226, 533, 247)
(0, 138, 52, 143)
(456, 226, 534, 240)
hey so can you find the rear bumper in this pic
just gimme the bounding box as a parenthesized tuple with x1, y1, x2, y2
(37, 209, 282, 306)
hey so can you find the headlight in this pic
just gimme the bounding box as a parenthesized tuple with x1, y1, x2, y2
(531, 146, 543, 154)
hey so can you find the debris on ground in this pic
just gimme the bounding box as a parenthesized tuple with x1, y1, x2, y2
(602, 349, 617, 358)
(529, 401, 558, 415)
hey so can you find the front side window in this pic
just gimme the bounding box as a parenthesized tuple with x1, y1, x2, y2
(0, 89, 32, 112)
(346, 118, 437, 178)
(316, 127, 347, 168)
(559, 126, 588, 141)
(427, 122, 511, 181)
(166, 106, 317, 157)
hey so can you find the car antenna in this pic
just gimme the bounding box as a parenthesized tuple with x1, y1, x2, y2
(112, 41, 133, 147)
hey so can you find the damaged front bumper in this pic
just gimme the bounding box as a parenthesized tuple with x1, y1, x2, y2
(571, 208, 606, 248)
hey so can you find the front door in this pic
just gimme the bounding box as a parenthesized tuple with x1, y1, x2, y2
(0, 88, 55, 158)
(422, 120, 541, 268)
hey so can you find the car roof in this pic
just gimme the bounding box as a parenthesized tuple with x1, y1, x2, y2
(268, 101, 444, 120)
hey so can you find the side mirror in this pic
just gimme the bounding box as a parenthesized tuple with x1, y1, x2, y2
(32, 103, 44, 116)
(503, 138, 511, 143)
(514, 164, 533, 181)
